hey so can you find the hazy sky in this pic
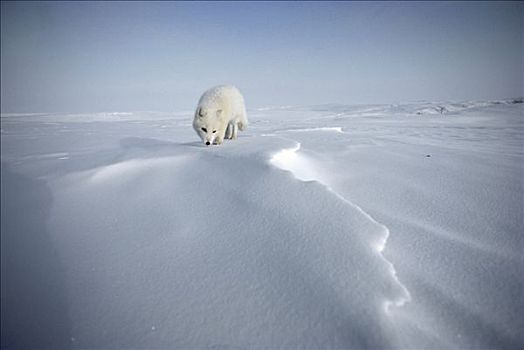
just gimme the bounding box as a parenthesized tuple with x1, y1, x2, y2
(1, 1, 522, 113)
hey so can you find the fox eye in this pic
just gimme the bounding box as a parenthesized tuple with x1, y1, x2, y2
(212, 130, 217, 133)
(201, 127, 207, 132)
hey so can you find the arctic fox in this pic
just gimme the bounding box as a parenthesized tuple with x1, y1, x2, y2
(193, 85, 248, 145)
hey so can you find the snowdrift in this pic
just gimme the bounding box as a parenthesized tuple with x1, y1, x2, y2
(1, 100, 523, 349)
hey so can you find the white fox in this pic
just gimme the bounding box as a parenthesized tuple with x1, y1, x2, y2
(193, 85, 248, 145)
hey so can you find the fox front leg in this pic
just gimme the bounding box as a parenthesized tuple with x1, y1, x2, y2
(231, 122, 238, 139)
(225, 123, 233, 139)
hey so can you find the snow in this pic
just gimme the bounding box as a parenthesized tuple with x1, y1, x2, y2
(1, 100, 523, 349)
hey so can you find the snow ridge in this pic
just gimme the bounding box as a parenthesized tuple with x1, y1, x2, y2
(270, 142, 411, 313)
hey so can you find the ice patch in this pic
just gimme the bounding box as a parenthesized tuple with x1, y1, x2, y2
(255, 105, 295, 111)
(285, 127, 344, 133)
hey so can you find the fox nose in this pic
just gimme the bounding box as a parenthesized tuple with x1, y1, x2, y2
(206, 141, 210, 145)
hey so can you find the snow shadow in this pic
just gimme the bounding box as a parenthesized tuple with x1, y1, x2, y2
(409, 274, 522, 349)
(1, 164, 72, 349)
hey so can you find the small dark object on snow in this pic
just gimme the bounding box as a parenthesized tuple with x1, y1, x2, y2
(425, 154, 431, 157)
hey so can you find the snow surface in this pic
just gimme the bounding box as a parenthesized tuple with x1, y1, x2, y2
(1, 100, 523, 349)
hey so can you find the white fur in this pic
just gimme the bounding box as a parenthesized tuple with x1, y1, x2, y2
(193, 85, 248, 145)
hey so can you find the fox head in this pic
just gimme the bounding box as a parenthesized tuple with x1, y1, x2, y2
(194, 107, 224, 145)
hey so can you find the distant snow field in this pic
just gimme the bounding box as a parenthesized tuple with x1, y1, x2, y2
(1, 100, 523, 349)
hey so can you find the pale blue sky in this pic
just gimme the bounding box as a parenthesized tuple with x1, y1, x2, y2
(1, 1, 522, 112)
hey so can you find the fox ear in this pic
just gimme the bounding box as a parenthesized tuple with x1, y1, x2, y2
(198, 107, 206, 117)
(216, 109, 223, 117)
